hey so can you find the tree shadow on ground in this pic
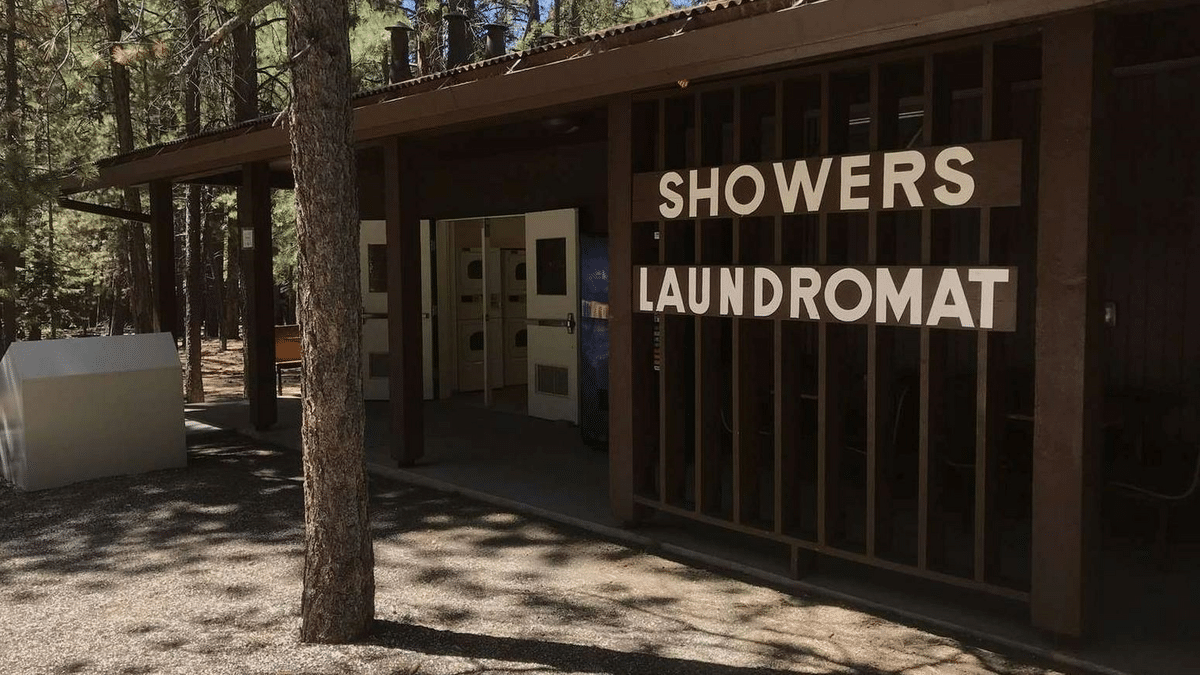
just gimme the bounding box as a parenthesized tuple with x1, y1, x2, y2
(0, 432, 1056, 675)
(367, 620, 1008, 675)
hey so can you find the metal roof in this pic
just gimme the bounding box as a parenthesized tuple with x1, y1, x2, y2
(98, 0, 793, 168)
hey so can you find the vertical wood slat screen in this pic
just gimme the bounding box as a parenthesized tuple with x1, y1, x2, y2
(629, 33, 1035, 602)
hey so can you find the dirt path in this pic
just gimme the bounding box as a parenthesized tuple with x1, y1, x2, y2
(0, 434, 1059, 675)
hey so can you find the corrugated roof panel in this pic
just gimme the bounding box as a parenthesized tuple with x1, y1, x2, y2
(99, 0, 797, 166)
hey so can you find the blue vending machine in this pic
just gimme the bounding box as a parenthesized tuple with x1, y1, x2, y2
(578, 235, 609, 450)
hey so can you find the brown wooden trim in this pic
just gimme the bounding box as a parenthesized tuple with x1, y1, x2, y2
(59, 198, 152, 224)
(1031, 11, 1109, 639)
(239, 162, 277, 431)
(385, 137, 425, 466)
(635, 496, 1031, 603)
(148, 181, 178, 339)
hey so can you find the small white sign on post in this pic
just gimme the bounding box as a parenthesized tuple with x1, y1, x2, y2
(241, 227, 255, 250)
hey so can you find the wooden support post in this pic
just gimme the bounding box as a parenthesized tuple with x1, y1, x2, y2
(694, 95, 724, 517)
(239, 162, 276, 431)
(974, 41, 1006, 584)
(874, 67, 901, 559)
(609, 93, 649, 525)
(816, 72, 838, 546)
(730, 87, 759, 527)
(773, 80, 796, 536)
(148, 180, 178, 340)
(919, 54, 951, 570)
(1032, 11, 1110, 639)
(865, 66, 884, 557)
(385, 137, 425, 466)
(658, 99, 691, 507)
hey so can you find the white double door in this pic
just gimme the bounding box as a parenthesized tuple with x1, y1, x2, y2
(523, 209, 580, 424)
(359, 209, 579, 425)
(359, 219, 433, 402)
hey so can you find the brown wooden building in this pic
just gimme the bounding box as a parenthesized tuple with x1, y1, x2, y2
(63, 0, 1200, 642)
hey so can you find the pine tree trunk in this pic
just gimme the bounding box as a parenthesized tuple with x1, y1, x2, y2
(1, 0, 21, 353)
(415, 3, 441, 76)
(205, 207, 223, 338)
(526, 0, 540, 38)
(182, 0, 204, 403)
(287, 0, 374, 644)
(102, 0, 153, 333)
(231, 21, 258, 121)
(184, 185, 204, 401)
(222, 219, 240, 353)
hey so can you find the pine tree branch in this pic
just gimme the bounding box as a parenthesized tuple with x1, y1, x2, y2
(175, 0, 277, 79)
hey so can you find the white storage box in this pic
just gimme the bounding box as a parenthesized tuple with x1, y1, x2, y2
(0, 333, 186, 491)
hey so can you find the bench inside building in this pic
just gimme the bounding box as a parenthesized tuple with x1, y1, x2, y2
(274, 325, 301, 395)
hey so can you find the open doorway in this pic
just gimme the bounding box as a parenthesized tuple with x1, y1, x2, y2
(433, 209, 581, 424)
(358, 209, 585, 425)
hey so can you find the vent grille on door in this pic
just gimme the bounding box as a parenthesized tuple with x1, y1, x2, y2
(534, 364, 569, 397)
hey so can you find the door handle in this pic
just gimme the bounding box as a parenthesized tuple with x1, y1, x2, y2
(526, 313, 577, 335)
(361, 311, 388, 324)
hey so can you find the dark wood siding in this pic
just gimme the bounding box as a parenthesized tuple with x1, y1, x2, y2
(359, 141, 608, 234)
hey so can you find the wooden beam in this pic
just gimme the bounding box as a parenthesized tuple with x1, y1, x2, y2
(816, 72, 833, 546)
(773, 79, 796, 536)
(694, 94, 724, 517)
(1031, 10, 1110, 639)
(239, 162, 276, 431)
(658, 100, 691, 507)
(918, 53, 953, 571)
(385, 137, 425, 466)
(148, 181, 178, 339)
(58, 198, 152, 224)
(608, 93, 646, 524)
(974, 40, 1007, 585)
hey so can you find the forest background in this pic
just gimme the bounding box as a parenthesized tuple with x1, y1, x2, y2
(0, 0, 686, 399)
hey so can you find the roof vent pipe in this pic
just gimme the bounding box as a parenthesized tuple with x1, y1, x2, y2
(384, 23, 414, 83)
(445, 11, 470, 68)
(483, 24, 506, 60)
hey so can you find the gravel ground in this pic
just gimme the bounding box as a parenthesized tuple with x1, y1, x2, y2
(0, 433, 1061, 675)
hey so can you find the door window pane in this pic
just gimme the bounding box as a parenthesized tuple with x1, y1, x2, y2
(368, 244, 388, 293)
(535, 238, 567, 296)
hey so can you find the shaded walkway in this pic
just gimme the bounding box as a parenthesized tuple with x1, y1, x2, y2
(182, 399, 1199, 675)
